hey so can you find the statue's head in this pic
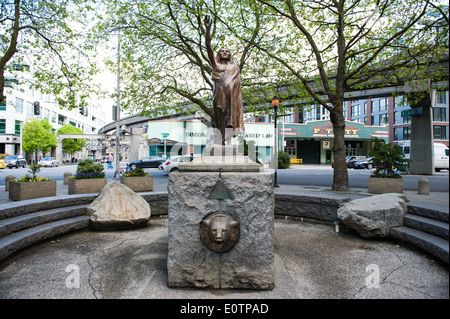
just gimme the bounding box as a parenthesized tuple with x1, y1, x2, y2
(200, 212, 240, 252)
(216, 48, 233, 64)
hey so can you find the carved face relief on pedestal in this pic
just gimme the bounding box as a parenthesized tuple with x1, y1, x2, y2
(200, 212, 240, 253)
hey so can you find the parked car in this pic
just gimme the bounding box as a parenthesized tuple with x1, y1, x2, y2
(0, 159, 5, 169)
(127, 156, 166, 169)
(38, 157, 59, 167)
(332, 156, 367, 168)
(5, 155, 26, 169)
(346, 156, 367, 168)
(161, 155, 195, 173)
(354, 157, 374, 169)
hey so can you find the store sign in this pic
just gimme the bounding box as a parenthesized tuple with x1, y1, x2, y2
(311, 122, 360, 137)
(370, 130, 389, 138)
(279, 127, 300, 136)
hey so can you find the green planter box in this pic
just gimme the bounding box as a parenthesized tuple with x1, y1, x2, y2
(9, 180, 57, 201)
(120, 175, 153, 192)
(68, 178, 107, 195)
(368, 176, 404, 194)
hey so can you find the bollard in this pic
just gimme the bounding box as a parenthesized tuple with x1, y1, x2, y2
(418, 178, 430, 195)
(334, 221, 340, 233)
(5, 175, 15, 191)
(64, 172, 73, 185)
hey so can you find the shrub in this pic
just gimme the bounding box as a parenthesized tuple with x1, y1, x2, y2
(122, 167, 149, 177)
(278, 151, 291, 169)
(74, 159, 105, 179)
(370, 137, 409, 179)
(15, 164, 52, 182)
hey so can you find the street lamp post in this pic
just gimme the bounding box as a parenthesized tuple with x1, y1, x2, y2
(272, 96, 279, 188)
(114, 27, 121, 180)
(161, 133, 169, 158)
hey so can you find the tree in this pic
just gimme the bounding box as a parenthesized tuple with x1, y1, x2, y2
(97, 0, 270, 126)
(236, 0, 448, 191)
(0, 0, 100, 108)
(22, 118, 57, 160)
(96, 0, 448, 191)
(57, 124, 86, 156)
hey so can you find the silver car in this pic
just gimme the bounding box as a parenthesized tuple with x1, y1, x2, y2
(161, 155, 195, 173)
(5, 155, 26, 169)
(38, 157, 59, 167)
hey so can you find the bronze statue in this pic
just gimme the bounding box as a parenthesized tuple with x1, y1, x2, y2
(204, 15, 244, 145)
(200, 212, 240, 253)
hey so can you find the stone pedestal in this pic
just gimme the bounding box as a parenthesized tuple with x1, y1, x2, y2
(167, 156, 274, 289)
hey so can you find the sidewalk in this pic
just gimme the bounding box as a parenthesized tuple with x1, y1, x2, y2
(0, 170, 448, 207)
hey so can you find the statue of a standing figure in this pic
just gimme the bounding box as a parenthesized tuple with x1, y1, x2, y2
(204, 15, 244, 145)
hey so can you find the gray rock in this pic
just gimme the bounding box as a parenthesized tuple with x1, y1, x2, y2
(86, 182, 151, 230)
(337, 193, 408, 238)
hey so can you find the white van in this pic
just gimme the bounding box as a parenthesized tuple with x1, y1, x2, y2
(397, 141, 411, 160)
(434, 143, 449, 172)
(396, 141, 448, 172)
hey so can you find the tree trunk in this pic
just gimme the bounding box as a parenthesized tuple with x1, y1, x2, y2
(330, 104, 349, 191)
(0, 0, 20, 105)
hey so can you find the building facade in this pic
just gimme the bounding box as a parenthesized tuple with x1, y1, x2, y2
(0, 63, 110, 162)
(241, 91, 448, 164)
(146, 119, 389, 164)
(302, 92, 449, 148)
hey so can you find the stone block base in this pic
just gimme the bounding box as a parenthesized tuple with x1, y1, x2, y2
(120, 175, 153, 192)
(68, 178, 107, 195)
(167, 170, 274, 289)
(368, 177, 404, 194)
(9, 180, 57, 201)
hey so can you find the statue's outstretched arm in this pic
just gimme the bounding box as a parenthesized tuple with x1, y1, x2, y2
(204, 15, 216, 70)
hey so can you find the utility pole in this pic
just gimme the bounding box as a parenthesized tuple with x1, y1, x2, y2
(114, 28, 121, 179)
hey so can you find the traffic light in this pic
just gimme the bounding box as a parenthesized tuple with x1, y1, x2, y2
(79, 105, 84, 115)
(33, 102, 40, 115)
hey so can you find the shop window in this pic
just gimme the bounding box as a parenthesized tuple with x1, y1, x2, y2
(345, 141, 362, 156)
(284, 140, 296, 157)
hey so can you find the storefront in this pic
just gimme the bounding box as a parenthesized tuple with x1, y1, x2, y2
(147, 119, 389, 164)
(279, 120, 389, 163)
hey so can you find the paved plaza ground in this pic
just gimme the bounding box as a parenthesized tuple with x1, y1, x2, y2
(0, 166, 448, 306)
(0, 215, 448, 301)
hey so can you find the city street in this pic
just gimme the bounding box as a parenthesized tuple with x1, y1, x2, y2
(1, 163, 448, 192)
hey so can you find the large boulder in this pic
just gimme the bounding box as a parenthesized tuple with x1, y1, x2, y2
(337, 193, 408, 238)
(86, 182, 151, 230)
